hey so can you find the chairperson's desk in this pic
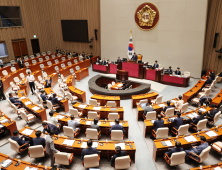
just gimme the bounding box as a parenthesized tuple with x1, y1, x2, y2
(0, 112, 17, 136)
(19, 126, 136, 162)
(91, 94, 120, 107)
(53, 112, 129, 138)
(161, 74, 190, 87)
(73, 102, 124, 120)
(68, 86, 86, 103)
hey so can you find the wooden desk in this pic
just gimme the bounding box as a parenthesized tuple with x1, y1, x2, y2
(47, 73, 58, 88)
(153, 125, 222, 161)
(109, 63, 118, 74)
(121, 62, 144, 79)
(44, 88, 69, 112)
(19, 126, 136, 162)
(93, 64, 110, 74)
(18, 90, 47, 123)
(161, 74, 190, 87)
(53, 112, 129, 138)
(143, 106, 211, 137)
(111, 82, 123, 90)
(91, 56, 99, 64)
(211, 89, 222, 106)
(131, 92, 159, 108)
(75, 68, 89, 81)
(190, 162, 222, 170)
(144, 68, 162, 82)
(68, 86, 86, 103)
(91, 94, 120, 106)
(66, 75, 76, 87)
(0, 64, 19, 77)
(73, 102, 124, 120)
(0, 112, 17, 136)
(116, 70, 128, 81)
(79, 59, 91, 68)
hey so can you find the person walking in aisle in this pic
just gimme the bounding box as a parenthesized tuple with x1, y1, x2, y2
(27, 72, 36, 95)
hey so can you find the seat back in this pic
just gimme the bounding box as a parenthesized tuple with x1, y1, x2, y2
(146, 111, 156, 120)
(199, 146, 211, 163)
(68, 55, 72, 59)
(75, 66, 80, 71)
(45, 56, 49, 60)
(107, 101, 116, 107)
(36, 53, 40, 57)
(84, 154, 99, 168)
(38, 76, 43, 81)
(63, 126, 74, 138)
(107, 83, 112, 89)
(55, 152, 70, 165)
(42, 52, 46, 56)
(11, 67, 16, 72)
(88, 111, 98, 119)
(43, 72, 47, 78)
(61, 63, 65, 68)
(70, 108, 79, 117)
(10, 82, 15, 87)
(61, 57, 66, 61)
(46, 100, 53, 110)
(55, 59, 59, 64)
(89, 99, 97, 106)
(55, 66, 59, 71)
(156, 127, 169, 139)
(67, 92, 73, 101)
(8, 138, 21, 153)
(30, 55, 35, 59)
(139, 99, 148, 105)
(79, 58, 83, 62)
(70, 68, 74, 74)
(178, 124, 189, 136)
(86, 128, 98, 140)
(170, 151, 186, 166)
(14, 77, 20, 83)
(61, 74, 65, 79)
(213, 111, 221, 124)
(40, 64, 44, 69)
(111, 81, 115, 85)
(11, 60, 16, 65)
(181, 103, 188, 113)
(47, 51, 51, 55)
(137, 54, 142, 61)
(156, 95, 163, 104)
(57, 53, 61, 57)
(32, 60, 37, 64)
(184, 71, 190, 77)
(205, 89, 211, 96)
(25, 62, 29, 67)
(20, 73, 25, 79)
(111, 130, 123, 141)
(196, 119, 207, 131)
(74, 59, 78, 63)
(24, 56, 29, 60)
(165, 107, 174, 117)
(115, 156, 131, 169)
(2, 70, 8, 76)
(108, 113, 118, 120)
(47, 61, 52, 66)
(21, 111, 28, 121)
(29, 145, 44, 158)
(67, 62, 72, 66)
(51, 54, 55, 59)
(39, 58, 43, 62)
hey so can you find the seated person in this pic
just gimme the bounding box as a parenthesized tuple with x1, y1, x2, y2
(47, 111, 59, 126)
(122, 82, 130, 90)
(207, 104, 219, 121)
(163, 101, 172, 113)
(153, 114, 164, 132)
(109, 119, 125, 134)
(72, 52, 76, 57)
(117, 57, 121, 63)
(205, 76, 213, 86)
(45, 77, 52, 88)
(107, 59, 111, 64)
(111, 146, 127, 167)
(185, 136, 208, 163)
(9, 93, 22, 107)
(40, 90, 48, 104)
(68, 115, 80, 131)
(90, 118, 100, 132)
(199, 96, 212, 107)
(33, 130, 46, 148)
(153, 60, 159, 68)
(217, 69, 222, 82)
(131, 53, 137, 62)
(209, 71, 215, 80)
(175, 67, 181, 75)
(89, 53, 93, 59)
(42, 122, 59, 135)
(11, 130, 29, 148)
(81, 139, 98, 161)
(101, 58, 107, 65)
(95, 58, 100, 64)
(167, 66, 173, 74)
(190, 110, 204, 126)
(165, 141, 183, 158)
(143, 103, 155, 118)
(82, 52, 85, 58)
(175, 95, 184, 110)
(86, 53, 90, 59)
(51, 93, 61, 109)
(171, 112, 183, 134)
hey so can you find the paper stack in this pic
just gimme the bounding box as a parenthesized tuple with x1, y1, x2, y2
(165, 141, 173, 146)
(158, 104, 166, 108)
(86, 121, 92, 125)
(78, 105, 87, 108)
(184, 135, 198, 142)
(63, 139, 75, 146)
(24, 167, 38, 170)
(0, 119, 8, 124)
(56, 115, 64, 119)
(81, 142, 87, 148)
(75, 118, 81, 122)
(1, 159, 12, 168)
(199, 108, 206, 112)
(92, 142, 98, 148)
(97, 121, 101, 125)
(205, 131, 218, 137)
(115, 143, 125, 149)
(22, 129, 34, 135)
(20, 96, 26, 100)
(117, 84, 123, 87)
(93, 107, 101, 110)
(25, 101, 32, 105)
(32, 106, 40, 111)
(109, 122, 115, 126)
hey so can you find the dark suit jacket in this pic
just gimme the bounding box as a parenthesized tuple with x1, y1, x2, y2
(45, 80, 52, 88)
(166, 147, 184, 157)
(117, 59, 121, 63)
(153, 119, 164, 131)
(200, 96, 211, 106)
(163, 105, 172, 113)
(210, 74, 215, 80)
(82, 54, 85, 58)
(143, 106, 154, 116)
(43, 124, 59, 135)
(175, 70, 181, 75)
(90, 124, 100, 132)
(167, 69, 173, 74)
(111, 151, 126, 167)
(89, 54, 93, 59)
(40, 94, 47, 101)
(11, 136, 29, 146)
(81, 147, 98, 161)
(205, 77, 212, 84)
(172, 117, 183, 129)
(96, 60, 100, 64)
(52, 97, 59, 106)
(33, 137, 46, 148)
(18, 60, 24, 68)
(101, 60, 107, 65)
(191, 115, 204, 125)
(110, 124, 125, 133)
(9, 97, 17, 104)
(219, 72, 222, 77)
(153, 63, 159, 68)
(208, 109, 219, 118)
(131, 55, 137, 61)
(192, 142, 209, 155)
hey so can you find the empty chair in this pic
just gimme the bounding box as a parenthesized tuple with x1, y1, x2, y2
(63, 126, 80, 138)
(190, 119, 208, 131)
(188, 146, 211, 163)
(43, 72, 48, 79)
(67, 92, 78, 104)
(180, 103, 188, 113)
(164, 151, 186, 166)
(28, 145, 45, 159)
(11, 103, 26, 118)
(74, 59, 78, 63)
(85, 128, 100, 140)
(42, 52, 46, 56)
(54, 59, 59, 64)
(21, 111, 36, 124)
(57, 53, 61, 57)
(10, 82, 20, 91)
(88, 111, 100, 119)
(61, 88, 67, 97)
(203, 81, 215, 91)
(47, 61, 52, 66)
(145, 111, 156, 120)
(38, 76, 44, 84)
(75, 66, 80, 71)
(20, 73, 25, 80)
(106, 101, 116, 107)
(45, 56, 49, 60)
(111, 81, 115, 86)
(55, 152, 74, 166)
(60, 74, 67, 83)
(24, 62, 29, 67)
(24, 56, 29, 60)
(61, 63, 66, 69)
(83, 154, 100, 168)
(10, 60, 16, 65)
(8, 138, 29, 157)
(36, 53, 40, 57)
(32, 60, 37, 64)
(70, 68, 75, 75)
(212, 141, 222, 154)
(47, 51, 51, 55)
(70, 108, 82, 117)
(151, 95, 163, 104)
(14, 77, 20, 85)
(40, 64, 45, 69)
(26, 69, 32, 74)
(54, 66, 59, 72)
(30, 55, 35, 59)
(58, 79, 66, 88)
(152, 127, 169, 139)
(206, 111, 221, 125)
(136, 99, 148, 106)
(35, 81, 44, 90)
(46, 100, 60, 111)
(61, 57, 66, 61)
(67, 61, 72, 66)
(38, 58, 43, 62)
(198, 89, 211, 97)
(79, 58, 83, 62)
(108, 113, 119, 120)
(2, 70, 8, 76)
(161, 107, 175, 117)
(89, 99, 100, 106)
(11, 67, 16, 73)
(110, 130, 123, 141)
(114, 156, 131, 169)
(172, 124, 189, 136)
(67, 55, 72, 59)
(51, 54, 55, 59)
(183, 71, 191, 77)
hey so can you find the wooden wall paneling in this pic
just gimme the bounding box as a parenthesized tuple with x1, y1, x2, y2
(12, 41, 20, 57)
(20, 40, 28, 56)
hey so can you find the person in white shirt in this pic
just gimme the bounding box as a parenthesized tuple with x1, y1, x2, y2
(27, 72, 36, 95)
(47, 111, 58, 125)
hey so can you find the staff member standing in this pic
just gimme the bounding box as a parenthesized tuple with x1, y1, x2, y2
(0, 80, 5, 100)
(27, 72, 36, 95)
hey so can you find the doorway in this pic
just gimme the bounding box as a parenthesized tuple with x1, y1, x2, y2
(31, 39, 40, 54)
(12, 39, 28, 58)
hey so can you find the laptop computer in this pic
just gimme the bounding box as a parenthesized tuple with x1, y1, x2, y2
(141, 103, 146, 108)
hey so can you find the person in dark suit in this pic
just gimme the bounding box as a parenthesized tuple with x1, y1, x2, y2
(205, 76, 213, 86)
(90, 118, 100, 132)
(165, 141, 183, 158)
(163, 101, 172, 113)
(122, 82, 130, 90)
(167, 66, 173, 74)
(109, 119, 125, 134)
(95, 58, 100, 64)
(82, 52, 85, 58)
(218, 69, 222, 77)
(0, 80, 5, 100)
(131, 53, 137, 62)
(175, 67, 181, 75)
(45, 77, 52, 88)
(89, 53, 93, 59)
(42, 122, 60, 135)
(33, 130, 46, 148)
(209, 71, 215, 80)
(81, 139, 98, 161)
(86, 53, 90, 59)
(101, 58, 107, 65)
(199, 96, 212, 107)
(51, 93, 61, 109)
(72, 52, 76, 57)
(153, 60, 159, 68)
(143, 103, 154, 118)
(185, 136, 209, 163)
(9, 93, 22, 107)
(117, 57, 121, 63)
(40, 90, 48, 104)
(17, 58, 24, 69)
(207, 104, 219, 121)
(111, 146, 127, 167)
(171, 112, 183, 134)
(56, 47, 59, 54)
(153, 114, 164, 132)
(190, 110, 204, 126)
(11, 130, 29, 149)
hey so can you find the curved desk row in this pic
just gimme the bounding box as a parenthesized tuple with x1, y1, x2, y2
(68, 86, 86, 103)
(19, 126, 136, 162)
(190, 162, 222, 170)
(23, 52, 57, 64)
(91, 94, 120, 107)
(212, 89, 222, 106)
(131, 92, 159, 108)
(0, 63, 19, 78)
(0, 111, 17, 136)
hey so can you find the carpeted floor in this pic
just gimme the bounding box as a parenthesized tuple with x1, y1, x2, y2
(0, 65, 222, 170)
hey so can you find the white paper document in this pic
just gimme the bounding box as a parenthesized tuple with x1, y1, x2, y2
(192, 112, 198, 117)
(0, 124, 4, 128)
(22, 129, 34, 135)
(115, 143, 125, 149)
(75, 118, 81, 122)
(199, 108, 206, 112)
(151, 120, 155, 124)
(63, 139, 75, 146)
(171, 100, 176, 103)
(56, 115, 64, 119)
(24, 167, 38, 170)
(187, 114, 194, 118)
(109, 122, 115, 126)
(117, 84, 123, 87)
(81, 142, 87, 148)
(165, 141, 173, 146)
(32, 106, 40, 111)
(214, 167, 222, 170)
(158, 104, 166, 108)
(57, 97, 63, 100)
(1, 159, 12, 168)
(205, 131, 218, 137)
(184, 135, 198, 142)
(86, 121, 92, 125)
(93, 107, 101, 110)
(92, 142, 98, 148)
(25, 101, 32, 105)
(78, 104, 87, 108)
(0, 119, 8, 124)
(97, 121, 101, 125)
(20, 96, 26, 100)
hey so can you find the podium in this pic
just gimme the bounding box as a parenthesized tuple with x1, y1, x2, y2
(116, 70, 128, 80)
